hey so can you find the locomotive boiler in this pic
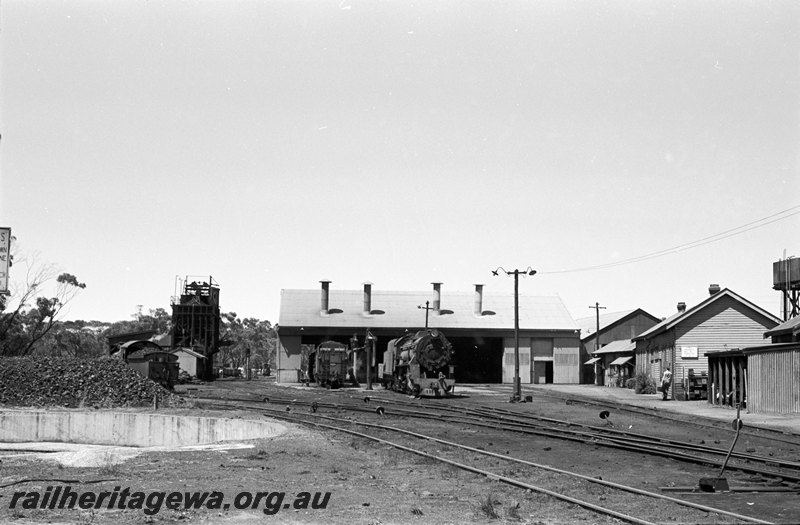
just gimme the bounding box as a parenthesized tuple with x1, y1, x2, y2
(381, 329, 455, 397)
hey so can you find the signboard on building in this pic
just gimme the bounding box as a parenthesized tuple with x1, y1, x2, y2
(680, 346, 698, 359)
(0, 227, 10, 294)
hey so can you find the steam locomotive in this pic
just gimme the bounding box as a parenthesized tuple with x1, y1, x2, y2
(381, 329, 455, 397)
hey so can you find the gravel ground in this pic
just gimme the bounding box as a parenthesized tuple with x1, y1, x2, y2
(2, 376, 799, 524)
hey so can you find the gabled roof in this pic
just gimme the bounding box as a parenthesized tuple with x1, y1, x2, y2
(575, 308, 659, 341)
(172, 347, 207, 359)
(278, 289, 578, 331)
(763, 315, 800, 338)
(592, 339, 635, 355)
(633, 288, 781, 342)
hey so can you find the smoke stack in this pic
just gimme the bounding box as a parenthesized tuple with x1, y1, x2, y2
(362, 282, 372, 315)
(431, 282, 442, 314)
(677, 302, 686, 313)
(708, 284, 721, 296)
(474, 284, 484, 316)
(320, 280, 331, 314)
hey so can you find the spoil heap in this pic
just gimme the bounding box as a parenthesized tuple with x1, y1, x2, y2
(0, 357, 185, 408)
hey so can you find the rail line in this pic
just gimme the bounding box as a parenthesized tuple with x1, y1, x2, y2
(524, 390, 800, 447)
(195, 393, 800, 484)
(201, 399, 772, 524)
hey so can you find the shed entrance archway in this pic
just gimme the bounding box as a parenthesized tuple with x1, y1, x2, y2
(450, 336, 503, 383)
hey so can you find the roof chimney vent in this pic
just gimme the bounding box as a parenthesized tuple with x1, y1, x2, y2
(473, 284, 484, 316)
(320, 280, 331, 315)
(677, 302, 686, 313)
(708, 284, 721, 296)
(362, 282, 372, 315)
(431, 282, 442, 314)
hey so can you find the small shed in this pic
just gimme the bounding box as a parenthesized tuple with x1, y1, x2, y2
(126, 345, 179, 389)
(171, 347, 207, 378)
(740, 342, 800, 414)
(706, 349, 745, 406)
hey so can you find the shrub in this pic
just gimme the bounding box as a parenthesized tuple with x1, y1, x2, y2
(633, 373, 657, 394)
(624, 378, 636, 389)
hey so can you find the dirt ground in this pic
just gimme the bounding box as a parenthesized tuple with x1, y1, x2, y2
(2, 377, 799, 524)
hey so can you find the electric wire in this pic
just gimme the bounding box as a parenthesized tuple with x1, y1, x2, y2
(540, 205, 800, 274)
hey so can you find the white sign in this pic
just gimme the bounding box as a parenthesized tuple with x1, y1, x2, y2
(680, 346, 698, 359)
(0, 227, 10, 294)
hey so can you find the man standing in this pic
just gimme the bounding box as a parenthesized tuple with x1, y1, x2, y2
(661, 366, 673, 401)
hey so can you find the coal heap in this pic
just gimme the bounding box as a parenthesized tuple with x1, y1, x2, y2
(0, 357, 185, 408)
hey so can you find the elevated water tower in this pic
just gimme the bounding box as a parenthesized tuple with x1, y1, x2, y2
(773, 257, 800, 321)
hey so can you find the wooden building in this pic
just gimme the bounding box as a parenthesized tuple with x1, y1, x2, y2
(709, 315, 800, 414)
(575, 308, 660, 384)
(276, 281, 581, 385)
(764, 314, 800, 344)
(633, 286, 781, 401)
(171, 347, 206, 378)
(585, 339, 636, 387)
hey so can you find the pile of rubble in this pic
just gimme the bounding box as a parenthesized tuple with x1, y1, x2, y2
(0, 356, 185, 408)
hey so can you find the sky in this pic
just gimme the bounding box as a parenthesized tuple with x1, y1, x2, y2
(1, 0, 798, 325)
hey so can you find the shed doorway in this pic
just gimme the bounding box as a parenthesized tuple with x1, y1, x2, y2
(533, 360, 553, 384)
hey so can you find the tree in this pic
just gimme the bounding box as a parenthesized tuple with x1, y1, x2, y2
(33, 321, 105, 358)
(218, 312, 277, 373)
(0, 247, 87, 356)
(103, 307, 172, 340)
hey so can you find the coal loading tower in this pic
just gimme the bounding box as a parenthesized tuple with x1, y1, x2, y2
(171, 276, 220, 381)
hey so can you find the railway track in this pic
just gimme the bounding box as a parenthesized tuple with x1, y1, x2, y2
(194, 392, 800, 485)
(198, 397, 773, 524)
(525, 389, 800, 447)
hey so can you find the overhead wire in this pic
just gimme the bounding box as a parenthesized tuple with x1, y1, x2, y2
(540, 205, 800, 274)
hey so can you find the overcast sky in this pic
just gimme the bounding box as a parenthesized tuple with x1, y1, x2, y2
(1, 0, 798, 325)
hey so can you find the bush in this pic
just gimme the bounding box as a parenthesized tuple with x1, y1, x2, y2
(624, 378, 636, 389)
(633, 372, 657, 394)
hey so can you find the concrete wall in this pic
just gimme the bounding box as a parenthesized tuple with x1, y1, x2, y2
(0, 410, 286, 447)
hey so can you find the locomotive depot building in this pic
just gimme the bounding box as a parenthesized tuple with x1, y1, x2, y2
(276, 281, 582, 385)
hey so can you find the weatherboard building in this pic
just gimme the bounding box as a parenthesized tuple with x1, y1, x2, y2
(276, 281, 582, 385)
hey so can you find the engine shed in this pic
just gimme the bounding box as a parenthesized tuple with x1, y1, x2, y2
(277, 281, 581, 386)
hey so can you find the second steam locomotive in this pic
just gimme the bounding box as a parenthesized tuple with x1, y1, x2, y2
(381, 328, 455, 397)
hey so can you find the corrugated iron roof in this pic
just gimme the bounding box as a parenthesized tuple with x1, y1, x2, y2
(609, 356, 633, 366)
(278, 289, 578, 331)
(172, 347, 207, 359)
(592, 339, 635, 355)
(763, 315, 800, 338)
(633, 288, 781, 342)
(575, 309, 636, 339)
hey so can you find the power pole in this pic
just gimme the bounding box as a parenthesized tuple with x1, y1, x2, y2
(492, 266, 537, 403)
(589, 302, 606, 386)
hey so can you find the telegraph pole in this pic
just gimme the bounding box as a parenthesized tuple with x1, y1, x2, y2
(493, 266, 537, 402)
(589, 302, 606, 386)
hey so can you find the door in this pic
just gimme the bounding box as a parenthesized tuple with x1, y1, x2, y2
(503, 350, 531, 384)
(533, 360, 550, 384)
(553, 338, 580, 384)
